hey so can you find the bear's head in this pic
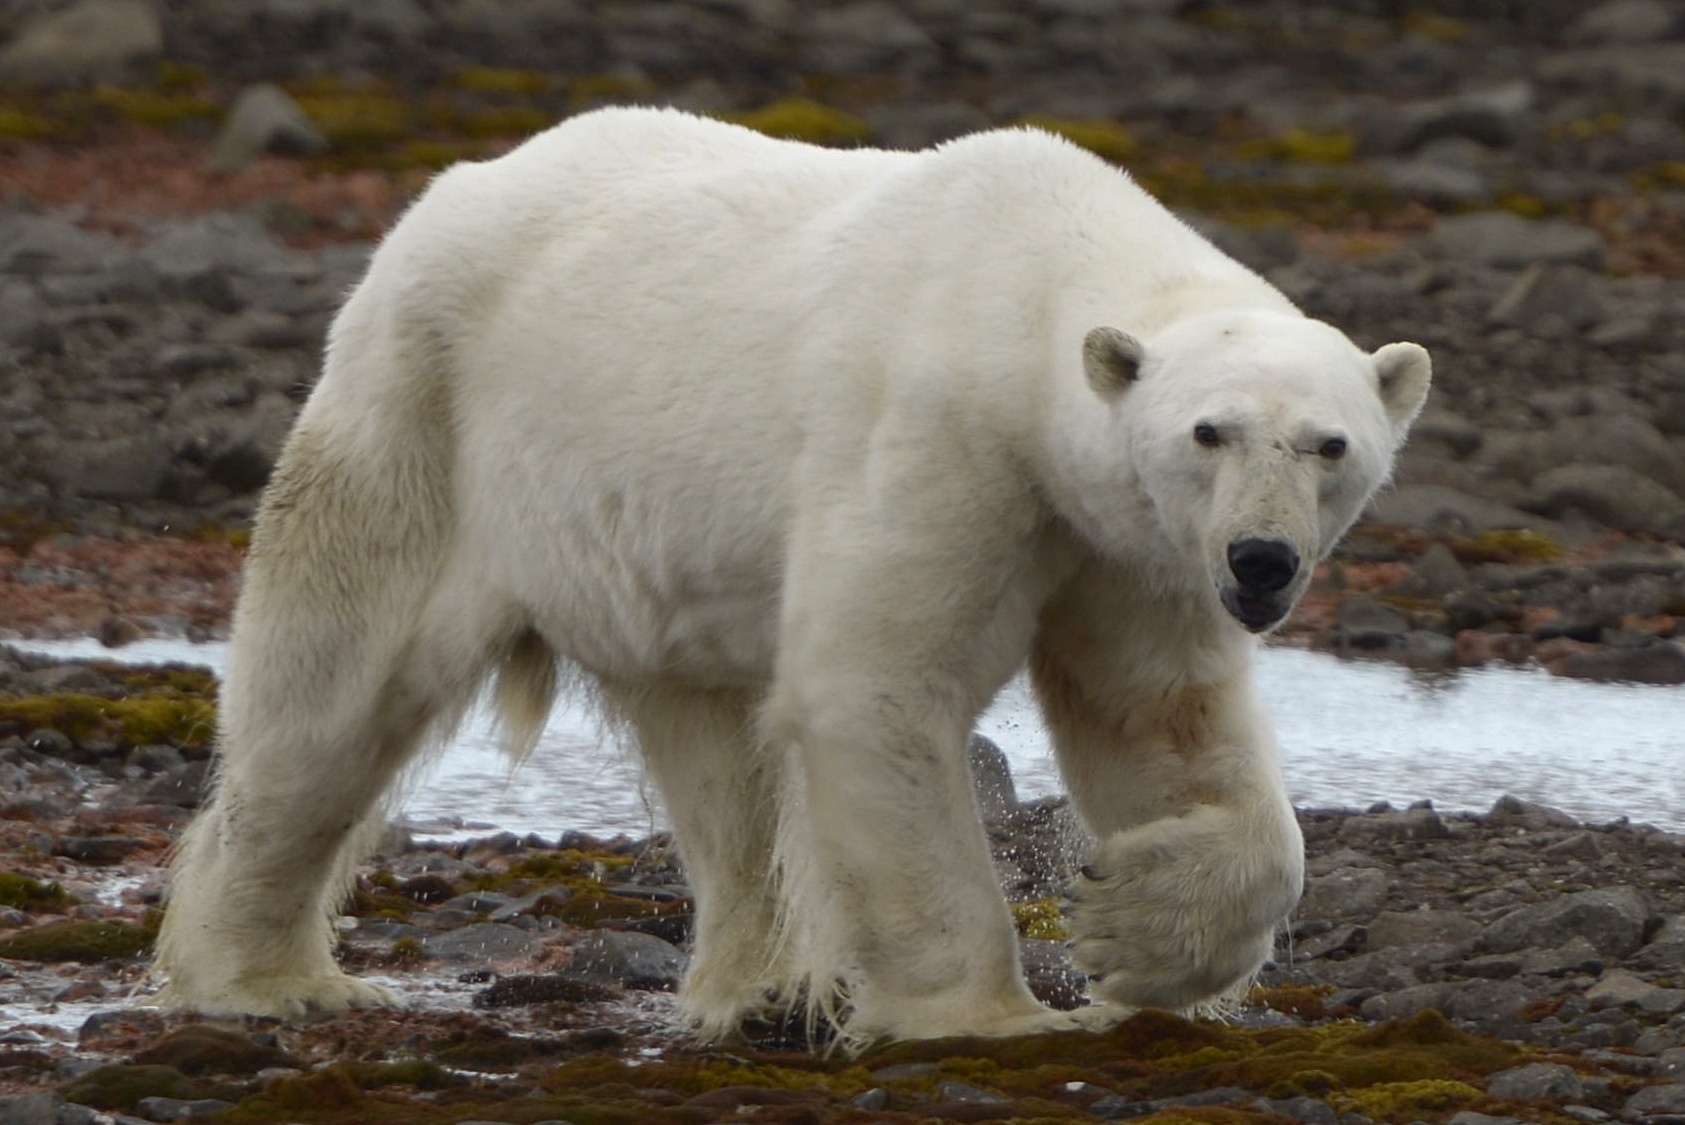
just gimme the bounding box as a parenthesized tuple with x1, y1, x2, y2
(1080, 309, 1431, 633)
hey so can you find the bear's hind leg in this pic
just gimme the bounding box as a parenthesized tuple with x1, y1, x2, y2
(600, 681, 791, 1042)
(153, 428, 490, 1018)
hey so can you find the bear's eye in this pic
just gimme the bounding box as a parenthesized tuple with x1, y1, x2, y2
(1319, 436, 1348, 460)
(1193, 422, 1221, 448)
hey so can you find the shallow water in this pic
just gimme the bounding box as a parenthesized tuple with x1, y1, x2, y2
(12, 637, 1685, 835)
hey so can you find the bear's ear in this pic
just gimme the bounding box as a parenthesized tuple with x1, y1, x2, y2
(1083, 326, 1145, 399)
(1372, 341, 1432, 436)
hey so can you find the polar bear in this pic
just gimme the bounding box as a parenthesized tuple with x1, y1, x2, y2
(153, 107, 1430, 1045)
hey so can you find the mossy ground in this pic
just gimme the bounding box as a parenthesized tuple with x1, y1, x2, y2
(0, 918, 154, 962)
(121, 1008, 1537, 1125)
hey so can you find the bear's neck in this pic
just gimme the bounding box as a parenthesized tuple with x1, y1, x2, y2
(1131, 275, 1300, 337)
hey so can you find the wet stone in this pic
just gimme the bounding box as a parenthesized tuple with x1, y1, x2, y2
(1487, 1061, 1585, 1101)
(419, 922, 539, 964)
(1625, 1083, 1685, 1117)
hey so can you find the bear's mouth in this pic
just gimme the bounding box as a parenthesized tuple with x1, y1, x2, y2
(1220, 587, 1289, 633)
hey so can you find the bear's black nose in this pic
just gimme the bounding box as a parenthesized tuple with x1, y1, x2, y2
(1228, 538, 1299, 592)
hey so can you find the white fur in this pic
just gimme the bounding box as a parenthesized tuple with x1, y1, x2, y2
(151, 108, 1430, 1044)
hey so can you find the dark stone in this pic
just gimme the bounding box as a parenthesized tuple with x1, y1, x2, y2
(132, 1026, 301, 1076)
(1625, 1083, 1685, 1117)
(420, 922, 540, 964)
(473, 973, 619, 1008)
(1487, 1062, 1585, 1102)
(1484, 886, 1651, 960)
(134, 1096, 236, 1121)
(563, 930, 686, 990)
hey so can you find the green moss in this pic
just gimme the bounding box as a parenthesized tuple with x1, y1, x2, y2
(0, 870, 74, 910)
(455, 105, 551, 139)
(1018, 115, 1140, 164)
(293, 87, 412, 151)
(454, 66, 559, 96)
(386, 935, 425, 966)
(1011, 897, 1069, 940)
(0, 690, 216, 749)
(0, 106, 59, 139)
(92, 84, 219, 128)
(724, 97, 870, 145)
(1236, 128, 1356, 165)
(156, 61, 209, 91)
(0, 919, 154, 962)
(569, 72, 656, 109)
(1337, 1078, 1483, 1117)
(60, 1064, 207, 1110)
(342, 1058, 462, 1091)
(1448, 529, 1565, 564)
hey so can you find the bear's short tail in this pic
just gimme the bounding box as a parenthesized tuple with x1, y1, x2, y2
(493, 629, 559, 766)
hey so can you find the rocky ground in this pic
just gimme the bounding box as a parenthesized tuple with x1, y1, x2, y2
(1, 648, 1684, 1124)
(2, 0, 1685, 1121)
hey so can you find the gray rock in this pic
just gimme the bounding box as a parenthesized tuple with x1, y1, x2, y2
(1370, 157, 1493, 207)
(1367, 484, 1556, 536)
(0, 283, 63, 355)
(1359, 982, 1452, 1022)
(1565, 0, 1681, 46)
(867, 101, 992, 150)
(1484, 886, 1651, 960)
(1587, 969, 1685, 1014)
(1487, 1062, 1585, 1102)
(1521, 936, 1607, 977)
(1625, 1083, 1685, 1117)
(1486, 795, 1582, 830)
(1338, 806, 1449, 842)
(142, 760, 209, 807)
(936, 1081, 1009, 1104)
(38, 436, 172, 503)
(0, 0, 162, 87)
(420, 922, 540, 964)
(1366, 909, 1482, 952)
(1410, 409, 1484, 459)
(1428, 212, 1608, 271)
(1449, 1114, 1530, 1125)
(1362, 81, 1534, 154)
(1632, 916, 1685, 972)
(1528, 464, 1685, 537)
(0, 1093, 68, 1125)
(1388, 543, 1469, 599)
(564, 930, 686, 989)
(135, 1097, 236, 1121)
(1537, 44, 1685, 116)
(0, 214, 132, 276)
(798, 2, 939, 74)
(1489, 264, 1604, 331)
(1299, 866, 1389, 921)
(1552, 642, 1685, 686)
(1252, 1096, 1338, 1125)
(211, 84, 329, 172)
(1335, 594, 1410, 646)
(968, 734, 1016, 821)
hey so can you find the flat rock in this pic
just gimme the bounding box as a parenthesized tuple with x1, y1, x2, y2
(1427, 212, 1608, 271)
(420, 922, 539, 964)
(563, 930, 686, 989)
(211, 84, 329, 172)
(1483, 886, 1651, 960)
(1487, 1061, 1585, 1102)
(1298, 866, 1389, 921)
(0, 0, 162, 87)
(1625, 1083, 1685, 1117)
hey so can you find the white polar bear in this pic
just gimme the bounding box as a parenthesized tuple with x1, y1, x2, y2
(152, 107, 1430, 1045)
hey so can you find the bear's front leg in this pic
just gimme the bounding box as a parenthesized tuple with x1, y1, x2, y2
(1033, 620, 1303, 1014)
(763, 467, 1093, 1044)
